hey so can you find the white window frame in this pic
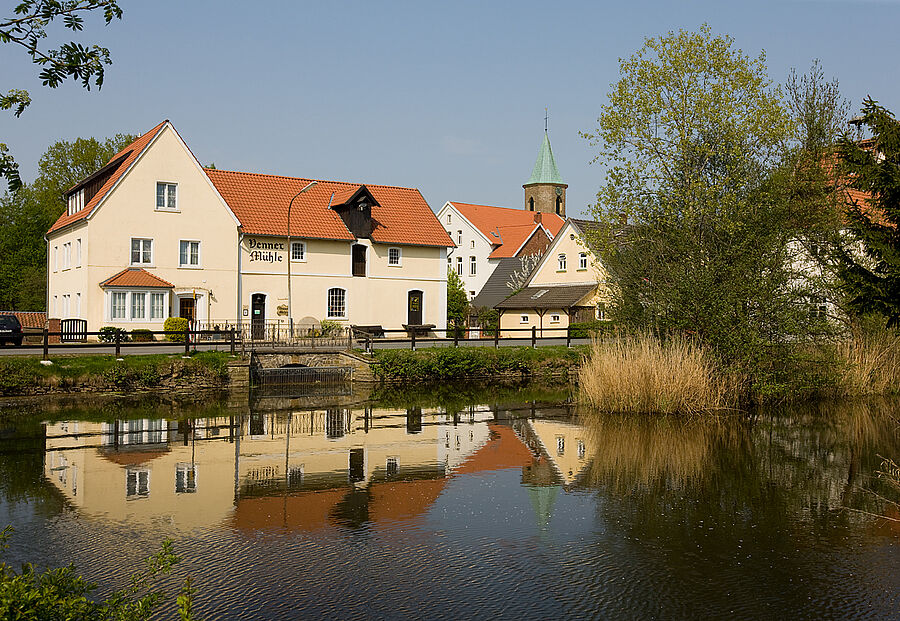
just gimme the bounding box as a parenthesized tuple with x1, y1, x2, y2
(446, 213, 451, 224)
(62, 242, 71, 270)
(131, 238, 153, 266)
(62, 294, 70, 318)
(579, 252, 588, 270)
(178, 240, 201, 268)
(327, 287, 347, 319)
(156, 182, 178, 211)
(558, 253, 567, 271)
(457, 230, 462, 245)
(388, 247, 402, 267)
(108, 290, 169, 322)
(291, 240, 306, 262)
(456, 256, 463, 275)
(520, 314, 529, 324)
(67, 188, 85, 216)
(469, 256, 476, 276)
(110, 291, 127, 320)
(150, 292, 167, 320)
(75, 238, 82, 267)
(550, 314, 560, 324)
(75, 292, 81, 318)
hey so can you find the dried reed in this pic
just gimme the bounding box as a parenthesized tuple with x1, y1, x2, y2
(837, 326, 900, 396)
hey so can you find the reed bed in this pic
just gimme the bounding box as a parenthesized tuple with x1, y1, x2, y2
(837, 326, 900, 396)
(578, 332, 729, 415)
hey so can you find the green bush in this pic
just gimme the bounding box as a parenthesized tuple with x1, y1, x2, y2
(102, 363, 133, 388)
(164, 317, 189, 343)
(98, 326, 129, 343)
(0, 360, 39, 395)
(319, 319, 342, 338)
(569, 320, 614, 338)
(131, 329, 155, 342)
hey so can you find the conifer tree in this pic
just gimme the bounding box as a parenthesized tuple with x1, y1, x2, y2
(835, 98, 900, 327)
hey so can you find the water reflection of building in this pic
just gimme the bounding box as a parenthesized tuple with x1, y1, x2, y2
(42, 406, 533, 532)
(517, 419, 593, 489)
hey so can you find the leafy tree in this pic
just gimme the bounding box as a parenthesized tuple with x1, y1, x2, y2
(1, 0, 123, 191)
(582, 25, 814, 393)
(447, 268, 468, 331)
(0, 133, 134, 309)
(834, 99, 900, 327)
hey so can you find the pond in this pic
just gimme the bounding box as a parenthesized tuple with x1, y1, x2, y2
(1, 386, 899, 620)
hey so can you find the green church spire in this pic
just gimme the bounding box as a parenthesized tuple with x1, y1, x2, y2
(525, 131, 564, 186)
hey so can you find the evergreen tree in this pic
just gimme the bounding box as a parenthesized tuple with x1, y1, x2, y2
(835, 98, 900, 327)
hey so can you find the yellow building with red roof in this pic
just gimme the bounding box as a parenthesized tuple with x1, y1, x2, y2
(46, 121, 453, 335)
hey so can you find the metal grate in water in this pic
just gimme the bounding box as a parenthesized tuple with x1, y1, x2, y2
(252, 365, 352, 388)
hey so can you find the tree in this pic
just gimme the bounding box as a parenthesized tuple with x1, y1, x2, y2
(834, 99, 900, 327)
(506, 251, 542, 292)
(582, 26, 812, 390)
(447, 269, 468, 331)
(1, 0, 123, 191)
(0, 133, 134, 309)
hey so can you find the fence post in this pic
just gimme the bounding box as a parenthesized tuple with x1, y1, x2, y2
(566, 325, 571, 348)
(366, 335, 372, 354)
(494, 328, 499, 349)
(532, 325, 536, 348)
(184, 328, 191, 356)
(114, 329, 121, 358)
(411, 329, 416, 351)
(454, 326, 459, 348)
(230, 328, 236, 355)
(42, 328, 49, 361)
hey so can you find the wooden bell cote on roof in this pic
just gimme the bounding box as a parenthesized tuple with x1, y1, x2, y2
(330, 185, 379, 239)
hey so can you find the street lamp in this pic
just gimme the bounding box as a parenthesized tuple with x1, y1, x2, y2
(287, 180, 318, 340)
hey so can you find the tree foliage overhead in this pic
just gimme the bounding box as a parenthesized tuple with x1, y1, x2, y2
(835, 98, 900, 327)
(1, 0, 123, 191)
(583, 25, 820, 390)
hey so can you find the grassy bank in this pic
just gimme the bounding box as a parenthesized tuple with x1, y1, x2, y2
(371, 346, 586, 383)
(0, 352, 233, 397)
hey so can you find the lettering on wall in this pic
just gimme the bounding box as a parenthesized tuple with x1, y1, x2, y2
(246, 237, 285, 263)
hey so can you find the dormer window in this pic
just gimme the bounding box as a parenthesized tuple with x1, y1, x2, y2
(67, 189, 85, 216)
(156, 182, 177, 211)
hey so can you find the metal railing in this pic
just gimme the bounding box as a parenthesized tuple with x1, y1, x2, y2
(350, 325, 597, 352)
(17, 328, 239, 360)
(251, 365, 352, 388)
(194, 320, 352, 348)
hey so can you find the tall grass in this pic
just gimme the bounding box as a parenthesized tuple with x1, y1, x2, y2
(578, 332, 730, 415)
(836, 325, 900, 396)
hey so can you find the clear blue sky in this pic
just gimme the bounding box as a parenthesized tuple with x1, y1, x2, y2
(2, 0, 899, 218)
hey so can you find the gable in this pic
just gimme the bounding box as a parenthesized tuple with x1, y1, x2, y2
(528, 221, 605, 286)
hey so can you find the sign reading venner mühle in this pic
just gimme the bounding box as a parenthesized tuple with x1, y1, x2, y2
(277, 305, 288, 316)
(246, 237, 285, 263)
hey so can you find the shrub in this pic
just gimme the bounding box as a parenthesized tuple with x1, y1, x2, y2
(164, 317, 189, 343)
(98, 326, 129, 343)
(569, 320, 614, 338)
(836, 321, 900, 396)
(318, 319, 343, 338)
(131, 329, 155, 342)
(102, 363, 133, 388)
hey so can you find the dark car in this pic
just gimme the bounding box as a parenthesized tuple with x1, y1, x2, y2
(0, 314, 23, 346)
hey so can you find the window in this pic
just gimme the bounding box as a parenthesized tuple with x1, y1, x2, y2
(150, 293, 166, 320)
(126, 468, 150, 498)
(579, 252, 588, 270)
(469, 256, 476, 276)
(596, 302, 607, 321)
(469, 291, 475, 298)
(808, 295, 827, 321)
(175, 463, 197, 494)
(179, 240, 200, 267)
(352, 244, 366, 277)
(520, 314, 529, 324)
(327, 288, 346, 318)
(386, 457, 399, 477)
(62, 294, 70, 317)
(75, 293, 81, 318)
(62, 242, 71, 269)
(52, 245, 58, 271)
(446, 213, 451, 224)
(131, 238, 152, 265)
(556, 436, 565, 455)
(388, 247, 401, 266)
(578, 440, 586, 459)
(291, 241, 306, 262)
(556, 196, 561, 215)
(111, 292, 127, 320)
(457, 230, 462, 245)
(156, 182, 177, 210)
(456, 256, 463, 275)
(67, 189, 85, 216)
(75, 238, 82, 267)
(131, 292, 146, 320)
(52, 295, 57, 316)
(529, 197, 535, 211)
(558, 253, 567, 271)
(550, 314, 560, 323)
(470, 240, 475, 248)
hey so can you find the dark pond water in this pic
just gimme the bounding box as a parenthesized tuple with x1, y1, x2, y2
(1, 386, 899, 620)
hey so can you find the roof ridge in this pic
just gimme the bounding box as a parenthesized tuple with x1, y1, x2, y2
(205, 168, 419, 192)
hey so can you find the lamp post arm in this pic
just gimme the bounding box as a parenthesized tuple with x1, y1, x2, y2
(286, 181, 318, 340)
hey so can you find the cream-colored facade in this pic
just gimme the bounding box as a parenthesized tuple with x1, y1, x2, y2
(47, 122, 449, 335)
(498, 220, 613, 337)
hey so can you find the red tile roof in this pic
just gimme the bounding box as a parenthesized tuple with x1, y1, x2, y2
(450, 202, 564, 256)
(48, 121, 168, 234)
(207, 169, 454, 247)
(0, 311, 46, 329)
(100, 268, 173, 288)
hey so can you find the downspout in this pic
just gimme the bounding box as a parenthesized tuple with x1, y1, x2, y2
(236, 227, 244, 330)
(43, 234, 49, 317)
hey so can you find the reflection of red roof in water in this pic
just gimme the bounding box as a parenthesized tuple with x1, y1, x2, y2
(369, 478, 447, 523)
(232, 489, 346, 531)
(99, 449, 169, 467)
(453, 423, 534, 475)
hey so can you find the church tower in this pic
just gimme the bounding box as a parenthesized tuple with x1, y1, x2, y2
(523, 129, 567, 217)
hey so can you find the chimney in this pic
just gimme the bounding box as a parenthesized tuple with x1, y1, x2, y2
(533, 212, 542, 224)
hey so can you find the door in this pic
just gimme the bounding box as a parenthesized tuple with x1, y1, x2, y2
(251, 293, 266, 340)
(407, 290, 423, 325)
(179, 297, 195, 326)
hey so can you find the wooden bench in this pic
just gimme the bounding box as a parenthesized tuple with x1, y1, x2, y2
(402, 323, 435, 337)
(352, 324, 385, 338)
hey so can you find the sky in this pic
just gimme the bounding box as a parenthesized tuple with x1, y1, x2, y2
(3, 0, 900, 218)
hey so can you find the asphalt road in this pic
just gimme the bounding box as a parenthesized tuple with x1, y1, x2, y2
(0, 337, 591, 357)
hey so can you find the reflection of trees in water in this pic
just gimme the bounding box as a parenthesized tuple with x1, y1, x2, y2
(0, 419, 61, 510)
